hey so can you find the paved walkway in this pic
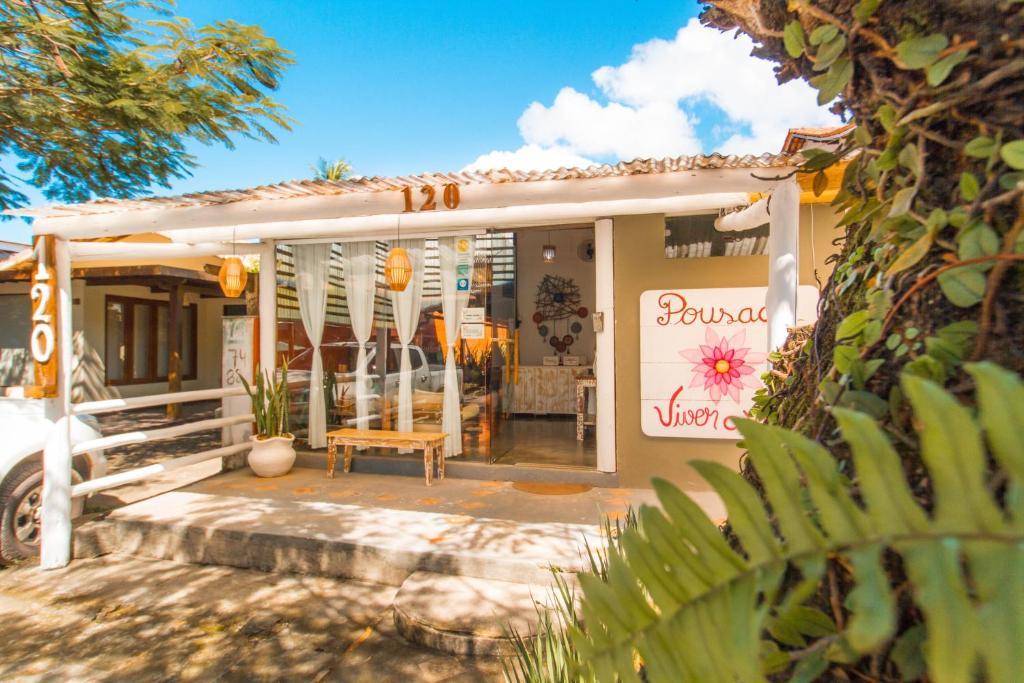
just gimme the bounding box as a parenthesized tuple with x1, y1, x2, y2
(96, 402, 220, 473)
(0, 556, 503, 682)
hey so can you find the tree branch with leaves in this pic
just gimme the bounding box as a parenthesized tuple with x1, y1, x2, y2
(0, 0, 294, 212)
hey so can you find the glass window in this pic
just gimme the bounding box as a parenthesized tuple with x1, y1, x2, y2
(105, 296, 198, 385)
(664, 213, 770, 259)
(156, 306, 168, 377)
(0, 294, 32, 386)
(105, 301, 125, 382)
(181, 306, 196, 377)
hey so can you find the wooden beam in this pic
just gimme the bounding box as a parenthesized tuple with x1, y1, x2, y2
(167, 282, 183, 419)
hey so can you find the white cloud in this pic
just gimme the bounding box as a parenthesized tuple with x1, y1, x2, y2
(462, 143, 597, 173)
(517, 87, 700, 159)
(464, 17, 839, 172)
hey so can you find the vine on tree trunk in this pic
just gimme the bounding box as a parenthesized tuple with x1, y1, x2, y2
(703, 0, 1023, 679)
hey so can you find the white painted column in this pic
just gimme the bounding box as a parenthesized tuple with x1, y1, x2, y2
(41, 237, 74, 569)
(766, 179, 800, 351)
(594, 218, 616, 473)
(258, 240, 278, 375)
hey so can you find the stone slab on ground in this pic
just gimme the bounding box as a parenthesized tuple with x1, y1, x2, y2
(394, 571, 567, 657)
(75, 485, 608, 585)
(0, 555, 504, 682)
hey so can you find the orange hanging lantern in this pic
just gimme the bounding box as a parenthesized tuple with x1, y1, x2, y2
(384, 247, 412, 292)
(218, 256, 248, 298)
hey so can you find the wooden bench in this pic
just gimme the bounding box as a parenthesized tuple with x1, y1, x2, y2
(326, 428, 447, 485)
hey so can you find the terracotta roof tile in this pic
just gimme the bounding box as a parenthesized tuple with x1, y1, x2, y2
(782, 123, 855, 154)
(13, 152, 799, 219)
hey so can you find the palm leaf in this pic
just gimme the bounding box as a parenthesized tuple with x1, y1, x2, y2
(570, 362, 1024, 683)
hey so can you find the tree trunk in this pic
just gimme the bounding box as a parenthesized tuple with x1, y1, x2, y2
(703, 1, 1022, 678)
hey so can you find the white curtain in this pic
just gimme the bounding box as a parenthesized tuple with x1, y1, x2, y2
(294, 243, 332, 449)
(342, 241, 377, 436)
(439, 236, 474, 456)
(388, 239, 425, 448)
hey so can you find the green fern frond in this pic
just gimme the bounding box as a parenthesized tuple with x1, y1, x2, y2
(573, 362, 1024, 683)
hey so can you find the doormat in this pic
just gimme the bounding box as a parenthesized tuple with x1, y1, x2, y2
(512, 482, 593, 496)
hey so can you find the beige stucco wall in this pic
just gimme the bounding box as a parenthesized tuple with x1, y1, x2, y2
(611, 205, 839, 490)
(0, 276, 228, 401)
(79, 283, 227, 400)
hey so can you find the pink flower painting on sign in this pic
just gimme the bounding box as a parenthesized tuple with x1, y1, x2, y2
(679, 328, 767, 404)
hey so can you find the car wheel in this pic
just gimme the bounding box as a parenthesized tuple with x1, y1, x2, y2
(1, 459, 83, 564)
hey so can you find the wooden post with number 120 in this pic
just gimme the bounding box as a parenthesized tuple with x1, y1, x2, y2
(27, 235, 59, 398)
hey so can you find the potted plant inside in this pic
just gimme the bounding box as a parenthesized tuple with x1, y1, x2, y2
(240, 361, 296, 477)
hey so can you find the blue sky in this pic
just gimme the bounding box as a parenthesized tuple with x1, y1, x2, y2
(4, 1, 837, 243)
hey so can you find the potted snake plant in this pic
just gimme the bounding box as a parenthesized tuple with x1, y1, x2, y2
(239, 361, 295, 477)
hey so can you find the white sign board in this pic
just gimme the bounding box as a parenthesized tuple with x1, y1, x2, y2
(222, 317, 255, 387)
(462, 307, 485, 324)
(460, 322, 485, 340)
(640, 286, 819, 439)
(222, 317, 255, 445)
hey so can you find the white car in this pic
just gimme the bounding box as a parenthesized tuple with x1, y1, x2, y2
(0, 398, 106, 563)
(288, 342, 447, 394)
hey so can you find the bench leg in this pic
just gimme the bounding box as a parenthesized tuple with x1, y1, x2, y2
(327, 439, 337, 478)
(343, 445, 353, 474)
(576, 385, 585, 442)
(423, 446, 433, 486)
(438, 442, 445, 480)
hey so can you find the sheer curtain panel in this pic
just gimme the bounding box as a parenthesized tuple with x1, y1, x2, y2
(439, 236, 474, 456)
(342, 241, 377, 436)
(294, 243, 332, 448)
(388, 239, 425, 450)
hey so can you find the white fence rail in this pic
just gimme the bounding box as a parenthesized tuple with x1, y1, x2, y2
(44, 384, 253, 568)
(73, 386, 247, 416)
(71, 442, 251, 498)
(72, 413, 252, 455)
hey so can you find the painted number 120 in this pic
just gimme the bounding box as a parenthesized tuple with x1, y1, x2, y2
(401, 183, 460, 213)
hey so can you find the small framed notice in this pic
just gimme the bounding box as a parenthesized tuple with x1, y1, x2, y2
(542, 356, 560, 366)
(460, 322, 485, 339)
(462, 307, 485, 324)
(562, 356, 581, 366)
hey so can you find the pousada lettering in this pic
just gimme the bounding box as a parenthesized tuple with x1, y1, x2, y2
(651, 386, 742, 432)
(655, 292, 767, 327)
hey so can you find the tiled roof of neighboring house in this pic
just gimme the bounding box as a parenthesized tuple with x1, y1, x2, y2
(0, 240, 28, 258)
(10, 152, 800, 219)
(781, 123, 855, 154)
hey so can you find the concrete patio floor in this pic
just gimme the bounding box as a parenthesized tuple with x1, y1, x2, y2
(0, 555, 504, 682)
(184, 466, 670, 526)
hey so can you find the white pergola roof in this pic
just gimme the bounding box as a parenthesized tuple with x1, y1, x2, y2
(12, 152, 802, 243)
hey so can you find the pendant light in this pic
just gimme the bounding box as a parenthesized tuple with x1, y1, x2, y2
(385, 215, 412, 291)
(218, 227, 247, 298)
(542, 230, 556, 263)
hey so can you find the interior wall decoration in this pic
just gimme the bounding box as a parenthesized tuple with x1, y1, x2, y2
(532, 274, 588, 353)
(577, 238, 595, 262)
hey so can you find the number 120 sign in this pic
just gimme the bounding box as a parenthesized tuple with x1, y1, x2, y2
(27, 235, 58, 397)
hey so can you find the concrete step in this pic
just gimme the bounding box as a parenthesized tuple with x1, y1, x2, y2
(393, 571, 565, 657)
(73, 490, 603, 586)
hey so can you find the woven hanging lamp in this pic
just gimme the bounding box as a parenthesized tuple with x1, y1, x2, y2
(218, 228, 247, 298)
(385, 246, 412, 292)
(542, 230, 556, 263)
(218, 256, 248, 298)
(385, 216, 413, 292)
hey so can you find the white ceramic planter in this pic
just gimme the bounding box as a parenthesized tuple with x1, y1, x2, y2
(248, 434, 296, 477)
